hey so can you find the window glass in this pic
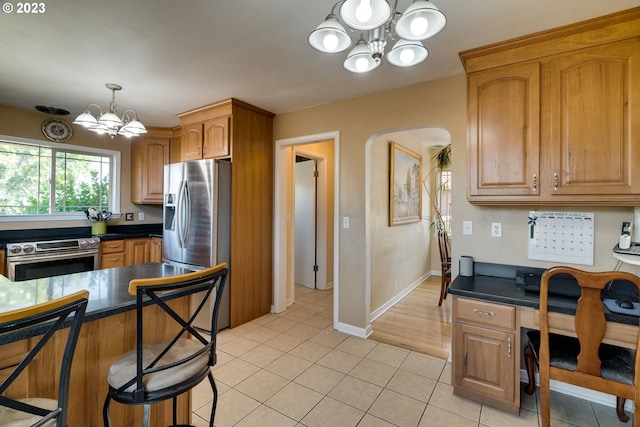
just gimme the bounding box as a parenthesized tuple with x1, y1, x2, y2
(0, 136, 120, 220)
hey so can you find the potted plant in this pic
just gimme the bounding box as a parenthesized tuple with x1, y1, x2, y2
(423, 144, 451, 231)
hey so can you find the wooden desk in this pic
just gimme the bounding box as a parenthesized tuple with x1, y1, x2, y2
(0, 264, 196, 427)
(449, 264, 639, 415)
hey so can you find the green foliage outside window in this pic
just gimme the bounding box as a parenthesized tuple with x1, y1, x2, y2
(0, 141, 110, 215)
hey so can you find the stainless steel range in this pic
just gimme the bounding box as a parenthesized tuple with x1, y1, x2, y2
(6, 237, 100, 281)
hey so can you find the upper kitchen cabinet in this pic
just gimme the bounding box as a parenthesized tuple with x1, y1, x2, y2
(179, 114, 230, 160)
(461, 7, 640, 206)
(178, 98, 275, 328)
(130, 127, 171, 204)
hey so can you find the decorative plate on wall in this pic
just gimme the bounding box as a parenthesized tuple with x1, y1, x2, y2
(42, 118, 72, 142)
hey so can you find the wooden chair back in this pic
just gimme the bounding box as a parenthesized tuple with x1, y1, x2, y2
(437, 230, 452, 306)
(437, 229, 450, 265)
(0, 290, 89, 427)
(539, 266, 640, 427)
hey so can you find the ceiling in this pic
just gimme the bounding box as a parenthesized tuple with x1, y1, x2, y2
(0, 0, 637, 128)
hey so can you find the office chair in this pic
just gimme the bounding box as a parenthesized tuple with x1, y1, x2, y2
(103, 263, 228, 427)
(0, 290, 89, 427)
(523, 266, 640, 427)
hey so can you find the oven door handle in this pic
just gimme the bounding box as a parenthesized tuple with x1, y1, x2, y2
(7, 250, 99, 263)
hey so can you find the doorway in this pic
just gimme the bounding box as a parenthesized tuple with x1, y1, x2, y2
(294, 154, 318, 289)
(274, 133, 338, 323)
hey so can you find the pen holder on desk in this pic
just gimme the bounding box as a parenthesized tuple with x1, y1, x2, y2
(91, 221, 107, 235)
(460, 256, 474, 277)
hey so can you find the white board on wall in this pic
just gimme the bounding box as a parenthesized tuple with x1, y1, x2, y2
(528, 211, 594, 266)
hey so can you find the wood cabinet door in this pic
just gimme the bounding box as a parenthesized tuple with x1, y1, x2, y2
(150, 237, 163, 263)
(453, 322, 515, 403)
(202, 116, 230, 159)
(131, 136, 170, 204)
(467, 61, 541, 198)
(125, 238, 150, 266)
(181, 122, 203, 160)
(548, 39, 640, 197)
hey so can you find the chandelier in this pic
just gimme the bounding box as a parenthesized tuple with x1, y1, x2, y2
(308, 0, 446, 73)
(73, 83, 147, 138)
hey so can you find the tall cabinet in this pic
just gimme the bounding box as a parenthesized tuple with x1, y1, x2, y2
(177, 99, 274, 328)
(460, 7, 640, 206)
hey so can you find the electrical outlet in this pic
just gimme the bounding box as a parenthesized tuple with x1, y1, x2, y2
(463, 221, 472, 235)
(491, 222, 502, 237)
(138, 212, 144, 221)
(125, 213, 134, 221)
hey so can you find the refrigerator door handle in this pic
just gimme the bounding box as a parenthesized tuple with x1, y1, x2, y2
(176, 180, 190, 248)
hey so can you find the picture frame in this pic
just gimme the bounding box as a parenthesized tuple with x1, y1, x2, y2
(389, 141, 422, 226)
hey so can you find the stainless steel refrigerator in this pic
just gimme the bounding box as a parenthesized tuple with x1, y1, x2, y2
(162, 159, 231, 331)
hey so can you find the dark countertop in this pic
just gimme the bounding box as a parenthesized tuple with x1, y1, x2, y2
(0, 263, 194, 344)
(448, 262, 639, 326)
(0, 224, 163, 247)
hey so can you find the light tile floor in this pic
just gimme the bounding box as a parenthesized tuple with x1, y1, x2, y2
(191, 285, 629, 427)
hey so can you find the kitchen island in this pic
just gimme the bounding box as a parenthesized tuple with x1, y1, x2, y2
(0, 263, 198, 427)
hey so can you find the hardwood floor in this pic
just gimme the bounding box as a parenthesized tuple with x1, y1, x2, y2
(370, 276, 452, 360)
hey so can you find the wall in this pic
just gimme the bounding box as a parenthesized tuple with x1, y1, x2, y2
(274, 73, 467, 331)
(275, 71, 637, 333)
(368, 132, 431, 313)
(0, 104, 163, 230)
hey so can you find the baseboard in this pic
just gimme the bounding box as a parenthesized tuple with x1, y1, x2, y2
(370, 273, 431, 321)
(519, 369, 634, 412)
(336, 321, 372, 338)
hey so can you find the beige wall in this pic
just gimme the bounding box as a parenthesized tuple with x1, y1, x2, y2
(274, 73, 467, 330)
(368, 133, 431, 313)
(0, 104, 163, 230)
(275, 72, 637, 332)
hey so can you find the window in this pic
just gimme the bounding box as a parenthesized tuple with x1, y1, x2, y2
(437, 169, 451, 235)
(0, 135, 120, 221)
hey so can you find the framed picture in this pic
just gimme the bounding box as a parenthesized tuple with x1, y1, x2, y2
(389, 141, 422, 226)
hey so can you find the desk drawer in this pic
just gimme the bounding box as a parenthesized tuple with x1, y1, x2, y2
(455, 297, 516, 329)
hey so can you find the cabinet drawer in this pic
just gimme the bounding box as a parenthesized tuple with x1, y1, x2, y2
(101, 240, 125, 254)
(455, 297, 516, 329)
(101, 254, 125, 269)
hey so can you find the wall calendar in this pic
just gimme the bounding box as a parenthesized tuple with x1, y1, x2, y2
(527, 211, 594, 266)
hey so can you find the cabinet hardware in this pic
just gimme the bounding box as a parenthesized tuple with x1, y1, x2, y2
(554, 172, 559, 191)
(507, 337, 512, 358)
(532, 173, 537, 192)
(472, 308, 495, 317)
(107, 257, 120, 262)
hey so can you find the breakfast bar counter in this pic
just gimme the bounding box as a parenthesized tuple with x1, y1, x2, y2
(0, 263, 196, 427)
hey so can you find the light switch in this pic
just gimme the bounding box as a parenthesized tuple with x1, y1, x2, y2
(343, 216, 350, 229)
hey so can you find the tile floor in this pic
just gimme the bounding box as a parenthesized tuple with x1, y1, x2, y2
(191, 285, 629, 427)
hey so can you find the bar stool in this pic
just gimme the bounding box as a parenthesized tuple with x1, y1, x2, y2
(103, 263, 228, 427)
(0, 290, 89, 427)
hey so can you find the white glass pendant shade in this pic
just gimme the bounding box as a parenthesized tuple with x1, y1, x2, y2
(344, 39, 380, 73)
(308, 14, 352, 53)
(120, 119, 147, 136)
(387, 39, 428, 66)
(340, 0, 391, 30)
(98, 111, 123, 129)
(395, 0, 446, 41)
(73, 110, 98, 128)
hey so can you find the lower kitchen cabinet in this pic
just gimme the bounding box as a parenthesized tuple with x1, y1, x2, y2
(0, 248, 5, 277)
(150, 237, 163, 263)
(100, 240, 125, 269)
(452, 295, 519, 413)
(125, 238, 150, 266)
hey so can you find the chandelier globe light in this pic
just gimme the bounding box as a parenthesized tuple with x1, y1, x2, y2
(395, 0, 446, 41)
(308, 0, 445, 73)
(344, 38, 381, 73)
(73, 83, 147, 138)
